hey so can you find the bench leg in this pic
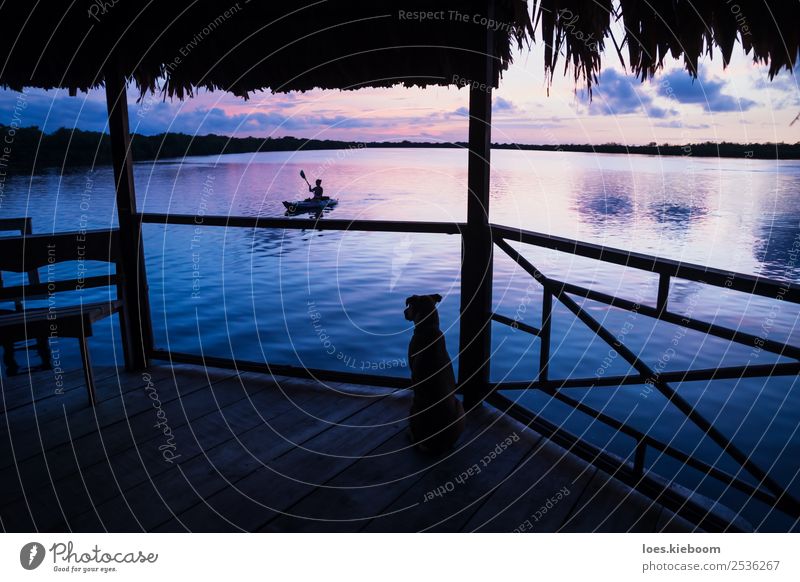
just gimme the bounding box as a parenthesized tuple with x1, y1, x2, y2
(2, 339, 18, 376)
(78, 336, 96, 406)
(36, 335, 52, 369)
(117, 310, 135, 372)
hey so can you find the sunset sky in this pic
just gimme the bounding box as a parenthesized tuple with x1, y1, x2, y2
(2, 40, 798, 145)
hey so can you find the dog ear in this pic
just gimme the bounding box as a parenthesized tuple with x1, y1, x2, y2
(432, 294, 442, 303)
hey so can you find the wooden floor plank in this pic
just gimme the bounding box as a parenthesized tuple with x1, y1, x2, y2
(0, 372, 305, 531)
(266, 406, 499, 532)
(1, 370, 256, 502)
(0, 367, 246, 530)
(1, 363, 733, 533)
(0, 364, 82, 394)
(55, 376, 356, 532)
(153, 390, 403, 532)
(656, 507, 698, 532)
(558, 467, 664, 532)
(0, 370, 234, 480)
(0, 366, 204, 469)
(198, 392, 409, 531)
(0, 365, 237, 498)
(461, 438, 596, 532)
(0, 369, 174, 513)
(1, 367, 118, 414)
(361, 412, 539, 532)
(81, 384, 392, 532)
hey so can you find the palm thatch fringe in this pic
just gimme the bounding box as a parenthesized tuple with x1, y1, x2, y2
(0, 1, 795, 98)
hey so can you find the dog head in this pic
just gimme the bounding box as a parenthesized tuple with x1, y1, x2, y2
(404, 294, 443, 326)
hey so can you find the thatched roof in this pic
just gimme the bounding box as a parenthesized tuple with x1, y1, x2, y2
(0, 1, 796, 98)
(0, 1, 531, 98)
(537, 0, 800, 89)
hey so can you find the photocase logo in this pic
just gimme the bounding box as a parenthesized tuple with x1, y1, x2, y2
(20, 542, 46, 570)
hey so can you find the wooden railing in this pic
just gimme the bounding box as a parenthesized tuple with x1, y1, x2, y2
(138, 212, 800, 526)
(139, 213, 453, 391)
(490, 224, 800, 523)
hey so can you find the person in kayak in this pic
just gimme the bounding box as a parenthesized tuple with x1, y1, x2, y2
(309, 179, 324, 200)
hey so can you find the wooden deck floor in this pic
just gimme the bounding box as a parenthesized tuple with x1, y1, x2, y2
(1, 363, 698, 532)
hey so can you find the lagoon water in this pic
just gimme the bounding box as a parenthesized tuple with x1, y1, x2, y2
(2, 148, 799, 529)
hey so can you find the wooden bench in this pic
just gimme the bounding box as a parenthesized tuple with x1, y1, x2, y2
(0, 217, 51, 374)
(0, 229, 130, 404)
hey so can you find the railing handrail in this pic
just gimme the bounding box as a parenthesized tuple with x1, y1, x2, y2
(138, 212, 464, 234)
(491, 223, 800, 304)
(140, 213, 798, 302)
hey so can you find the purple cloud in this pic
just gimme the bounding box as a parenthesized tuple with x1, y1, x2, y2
(0, 89, 110, 132)
(0, 88, 385, 137)
(493, 96, 517, 111)
(581, 69, 673, 119)
(655, 70, 757, 112)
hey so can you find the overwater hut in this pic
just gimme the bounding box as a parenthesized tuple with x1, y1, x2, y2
(1, 1, 799, 532)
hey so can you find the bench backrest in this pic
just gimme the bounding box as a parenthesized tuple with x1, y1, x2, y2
(0, 218, 41, 307)
(0, 229, 123, 303)
(0, 217, 34, 235)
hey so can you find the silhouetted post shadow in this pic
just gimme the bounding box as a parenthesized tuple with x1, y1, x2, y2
(104, 62, 154, 370)
(458, 4, 495, 409)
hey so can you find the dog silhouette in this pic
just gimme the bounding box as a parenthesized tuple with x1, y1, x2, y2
(404, 294, 465, 453)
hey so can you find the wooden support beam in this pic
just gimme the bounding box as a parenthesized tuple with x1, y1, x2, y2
(657, 273, 670, 313)
(494, 236, 792, 502)
(492, 360, 800, 391)
(458, 22, 495, 407)
(492, 223, 800, 304)
(490, 312, 541, 336)
(104, 65, 153, 369)
(538, 290, 552, 382)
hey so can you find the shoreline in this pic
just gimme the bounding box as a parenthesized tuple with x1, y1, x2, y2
(1, 124, 798, 172)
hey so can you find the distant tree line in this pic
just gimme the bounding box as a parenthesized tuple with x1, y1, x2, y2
(492, 141, 800, 159)
(1, 125, 798, 172)
(0, 126, 379, 171)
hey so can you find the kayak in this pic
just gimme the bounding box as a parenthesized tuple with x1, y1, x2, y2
(283, 197, 338, 212)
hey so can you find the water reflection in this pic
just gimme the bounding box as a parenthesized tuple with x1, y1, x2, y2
(753, 215, 800, 281)
(648, 201, 707, 230)
(573, 173, 635, 228)
(248, 226, 308, 259)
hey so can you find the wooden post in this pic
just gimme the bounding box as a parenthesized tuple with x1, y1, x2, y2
(538, 289, 552, 382)
(657, 273, 670, 314)
(458, 14, 495, 408)
(105, 65, 153, 370)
